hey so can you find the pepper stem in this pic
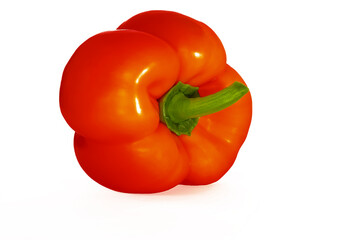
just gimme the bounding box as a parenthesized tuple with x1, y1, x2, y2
(169, 82, 248, 122)
(159, 81, 249, 136)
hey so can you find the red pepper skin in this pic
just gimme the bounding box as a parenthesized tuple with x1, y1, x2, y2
(118, 11, 226, 86)
(74, 125, 189, 193)
(60, 30, 180, 142)
(60, 11, 252, 193)
(180, 66, 252, 184)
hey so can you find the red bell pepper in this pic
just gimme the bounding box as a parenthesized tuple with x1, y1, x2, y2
(60, 10, 252, 193)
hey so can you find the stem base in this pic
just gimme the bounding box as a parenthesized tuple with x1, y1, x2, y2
(159, 82, 200, 136)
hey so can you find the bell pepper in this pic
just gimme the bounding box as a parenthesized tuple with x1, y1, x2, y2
(59, 10, 252, 193)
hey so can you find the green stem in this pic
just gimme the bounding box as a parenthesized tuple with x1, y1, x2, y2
(159, 81, 249, 136)
(168, 82, 249, 123)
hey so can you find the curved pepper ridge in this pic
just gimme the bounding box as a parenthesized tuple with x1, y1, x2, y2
(59, 10, 252, 193)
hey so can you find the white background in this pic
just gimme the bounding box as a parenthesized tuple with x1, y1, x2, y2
(1, 0, 359, 239)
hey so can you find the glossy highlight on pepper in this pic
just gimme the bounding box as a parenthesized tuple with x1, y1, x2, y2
(59, 10, 252, 193)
